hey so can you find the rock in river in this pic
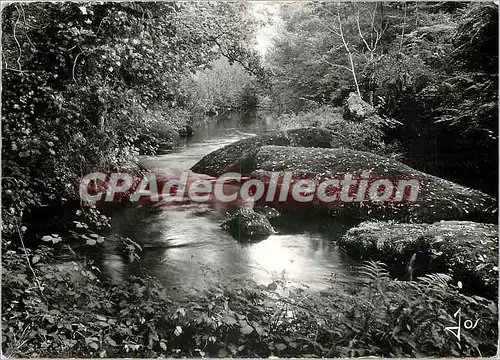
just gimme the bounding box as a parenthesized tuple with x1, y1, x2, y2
(231, 145, 497, 223)
(338, 220, 498, 298)
(191, 127, 340, 176)
(221, 207, 275, 242)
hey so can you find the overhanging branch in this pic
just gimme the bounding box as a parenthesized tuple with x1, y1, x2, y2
(208, 35, 260, 77)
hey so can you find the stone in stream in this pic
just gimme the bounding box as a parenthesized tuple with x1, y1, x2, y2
(221, 207, 275, 242)
(225, 145, 497, 223)
(338, 220, 498, 298)
(190, 127, 342, 176)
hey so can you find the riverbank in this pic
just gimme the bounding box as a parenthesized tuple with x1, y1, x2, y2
(3, 112, 498, 358)
(4, 99, 498, 358)
(4, 2, 498, 357)
(339, 220, 498, 299)
(3, 243, 497, 358)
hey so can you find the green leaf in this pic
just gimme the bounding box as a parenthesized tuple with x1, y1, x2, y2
(240, 323, 254, 335)
(174, 325, 182, 336)
(253, 323, 264, 336)
(222, 315, 237, 325)
(276, 343, 287, 351)
(267, 282, 278, 290)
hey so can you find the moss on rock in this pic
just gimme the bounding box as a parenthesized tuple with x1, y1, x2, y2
(344, 92, 378, 121)
(221, 207, 275, 242)
(191, 128, 341, 176)
(338, 220, 498, 298)
(234, 145, 496, 223)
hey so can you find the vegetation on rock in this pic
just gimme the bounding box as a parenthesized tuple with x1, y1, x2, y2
(221, 207, 275, 241)
(227, 145, 497, 223)
(339, 220, 498, 298)
(191, 127, 339, 176)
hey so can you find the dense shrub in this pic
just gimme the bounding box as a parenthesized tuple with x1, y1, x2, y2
(133, 108, 193, 155)
(3, 251, 497, 357)
(180, 57, 260, 116)
(266, 2, 498, 195)
(275, 106, 399, 156)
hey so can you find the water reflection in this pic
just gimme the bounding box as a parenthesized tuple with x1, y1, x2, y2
(243, 233, 353, 289)
(104, 111, 358, 296)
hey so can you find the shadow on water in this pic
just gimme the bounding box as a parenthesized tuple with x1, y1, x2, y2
(98, 110, 361, 297)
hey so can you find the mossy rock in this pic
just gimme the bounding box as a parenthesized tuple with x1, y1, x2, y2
(338, 220, 498, 298)
(234, 145, 496, 223)
(344, 92, 377, 121)
(191, 128, 342, 176)
(221, 207, 275, 242)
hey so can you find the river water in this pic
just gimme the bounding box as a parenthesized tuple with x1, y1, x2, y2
(104, 111, 359, 296)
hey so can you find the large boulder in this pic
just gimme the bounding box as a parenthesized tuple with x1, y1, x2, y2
(221, 207, 275, 242)
(274, 105, 394, 156)
(275, 107, 345, 130)
(190, 128, 341, 176)
(226, 145, 496, 223)
(343, 92, 400, 129)
(338, 220, 498, 298)
(344, 92, 377, 121)
(254, 205, 280, 219)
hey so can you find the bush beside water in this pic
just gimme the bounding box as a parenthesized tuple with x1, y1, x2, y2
(2, 243, 497, 357)
(2, 2, 498, 357)
(274, 105, 401, 158)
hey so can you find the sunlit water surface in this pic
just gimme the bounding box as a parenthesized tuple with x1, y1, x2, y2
(103, 111, 359, 296)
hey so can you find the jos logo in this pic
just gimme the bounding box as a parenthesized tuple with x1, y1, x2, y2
(444, 308, 480, 342)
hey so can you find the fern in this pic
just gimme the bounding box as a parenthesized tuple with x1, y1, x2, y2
(392, 278, 418, 292)
(417, 273, 452, 289)
(390, 273, 453, 310)
(358, 260, 392, 284)
(416, 273, 453, 299)
(359, 261, 453, 304)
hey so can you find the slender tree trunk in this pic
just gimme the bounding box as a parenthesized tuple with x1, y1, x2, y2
(338, 9, 361, 97)
(399, 2, 407, 52)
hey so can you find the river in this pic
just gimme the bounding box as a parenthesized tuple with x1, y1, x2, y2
(103, 111, 360, 297)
